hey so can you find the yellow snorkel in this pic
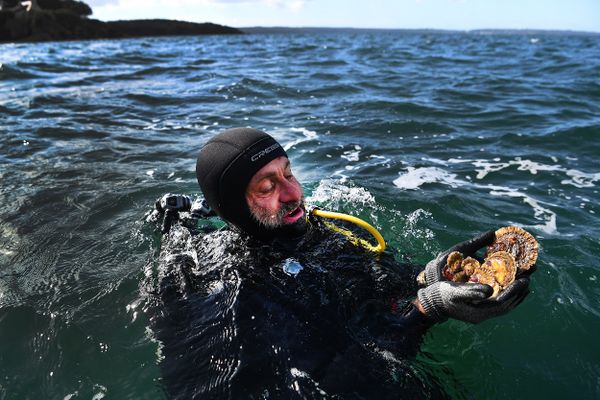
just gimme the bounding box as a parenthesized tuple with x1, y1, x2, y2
(310, 208, 386, 253)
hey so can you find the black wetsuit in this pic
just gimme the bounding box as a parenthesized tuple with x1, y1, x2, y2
(147, 217, 446, 399)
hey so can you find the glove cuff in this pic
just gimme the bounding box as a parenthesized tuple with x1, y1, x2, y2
(425, 261, 441, 286)
(417, 285, 448, 323)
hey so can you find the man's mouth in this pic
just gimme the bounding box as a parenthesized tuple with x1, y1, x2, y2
(282, 206, 305, 224)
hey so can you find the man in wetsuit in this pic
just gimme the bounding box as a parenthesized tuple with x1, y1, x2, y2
(149, 127, 530, 399)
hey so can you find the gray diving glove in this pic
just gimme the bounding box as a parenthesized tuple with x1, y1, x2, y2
(146, 194, 215, 234)
(417, 230, 532, 324)
(420, 230, 496, 287)
(417, 277, 530, 324)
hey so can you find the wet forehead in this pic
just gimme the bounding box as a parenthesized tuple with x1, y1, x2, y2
(249, 156, 290, 184)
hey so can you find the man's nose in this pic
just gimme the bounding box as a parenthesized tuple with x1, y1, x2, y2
(279, 179, 301, 203)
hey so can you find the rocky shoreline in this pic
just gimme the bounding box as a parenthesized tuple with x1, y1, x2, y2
(0, 0, 241, 43)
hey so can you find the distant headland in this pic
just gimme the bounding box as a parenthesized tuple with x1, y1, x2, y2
(0, 0, 241, 43)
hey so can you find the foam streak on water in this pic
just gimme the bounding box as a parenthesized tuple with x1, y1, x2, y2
(1, 31, 600, 399)
(393, 159, 561, 234)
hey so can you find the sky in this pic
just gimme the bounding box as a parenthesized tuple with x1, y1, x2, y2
(89, 0, 600, 32)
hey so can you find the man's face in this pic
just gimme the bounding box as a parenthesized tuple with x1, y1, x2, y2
(245, 156, 305, 229)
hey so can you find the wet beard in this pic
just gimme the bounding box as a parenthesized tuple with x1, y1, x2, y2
(249, 200, 308, 239)
(250, 200, 300, 228)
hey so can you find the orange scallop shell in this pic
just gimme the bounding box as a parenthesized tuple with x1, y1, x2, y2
(470, 251, 517, 297)
(486, 226, 538, 272)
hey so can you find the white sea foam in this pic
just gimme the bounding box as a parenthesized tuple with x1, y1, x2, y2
(282, 127, 318, 151)
(341, 148, 360, 162)
(562, 169, 600, 188)
(401, 208, 436, 252)
(487, 184, 557, 234)
(307, 180, 437, 254)
(393, 160, 560, 235)
(392, 167, 461, 190)
(307, 179, 376, 208)
(447, 157, 563, 179)
(331, 169, 349, 183)
(367, 154, 392, 169)
(445, 156, 599, 189)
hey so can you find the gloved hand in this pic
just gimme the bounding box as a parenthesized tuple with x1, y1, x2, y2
(146, 194, 216, 234)
(145, 194, 193, 234)
(156, 193, 193, 213)
(419, 230, 496, 287)
(417, 276, 530, 324)
(189, 198, 216, 219)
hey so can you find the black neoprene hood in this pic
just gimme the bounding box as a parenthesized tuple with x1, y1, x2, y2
(196, 127, 288, 237)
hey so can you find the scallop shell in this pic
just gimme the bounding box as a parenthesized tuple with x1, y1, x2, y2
(447, 251, 464, 273)
(416, 270, 427, 286)
(484, 251, 517, 287)
(461, 256, 480, 277)
(486, 226, 538, 272)
(444, 252, 481, 283)
(471, 251, 517, 297)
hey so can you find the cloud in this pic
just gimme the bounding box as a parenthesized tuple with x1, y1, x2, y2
(265, 0, 306, 11)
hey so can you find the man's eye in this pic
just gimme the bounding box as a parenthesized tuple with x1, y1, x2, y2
(259, 182, 275, 193)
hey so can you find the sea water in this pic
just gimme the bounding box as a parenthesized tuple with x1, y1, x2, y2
(1, 31, 599, 399)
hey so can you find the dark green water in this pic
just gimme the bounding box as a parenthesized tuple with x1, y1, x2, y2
(1, 32, 599, 399)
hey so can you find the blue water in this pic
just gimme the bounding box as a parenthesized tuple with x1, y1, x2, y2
(1, 31, 600, 399)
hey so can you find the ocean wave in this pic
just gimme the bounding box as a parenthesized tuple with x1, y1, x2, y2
(0, 63, 40, 80)
(2, 31, 600, 400)
(393, 159, 562, 235)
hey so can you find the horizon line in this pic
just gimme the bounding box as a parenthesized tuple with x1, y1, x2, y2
(237, 26, 600, 34)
